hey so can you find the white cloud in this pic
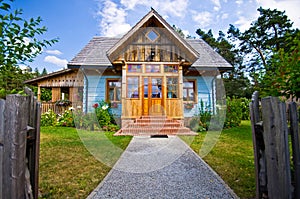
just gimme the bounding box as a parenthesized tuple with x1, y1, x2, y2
(45, 50, 62, 55)
(120, 0, 189, 18)
(44, 56, 68, 67)
(192, 11, 213, 28)
(221, 13, 229, 20)
(97, 0, 131, 37)
(236, 0, 243, 5)
(211, 0, 221, 11)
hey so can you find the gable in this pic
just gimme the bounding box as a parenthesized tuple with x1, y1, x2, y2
(107, 9, 199, 65)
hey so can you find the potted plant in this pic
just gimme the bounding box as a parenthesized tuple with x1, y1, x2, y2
(184, 102, 194, 109)
(111, 102, 118, 108)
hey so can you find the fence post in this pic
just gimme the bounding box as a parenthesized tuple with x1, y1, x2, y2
(24, 87, 41, 199)
(3, 94, 29, 199)
(289, 102, 300, 199)
(249, 91, 267, 198)
(0, 99, 5, 199)
(261, 96, 292, 199)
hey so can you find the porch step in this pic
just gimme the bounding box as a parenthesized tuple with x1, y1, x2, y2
(114, 116, 197, 136)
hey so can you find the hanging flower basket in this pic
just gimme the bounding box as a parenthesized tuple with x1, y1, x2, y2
(184, 103, 194, 109)
(111, 102, 118, 108)
(55, 99, 72, 107)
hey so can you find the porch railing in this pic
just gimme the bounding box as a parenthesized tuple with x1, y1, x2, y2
(41, 102, 82, 114)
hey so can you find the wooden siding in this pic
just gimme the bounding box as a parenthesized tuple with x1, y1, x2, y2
(84, 74, 122, 113)
(36, 70, 83, 88)
(183, 76, 214, 117)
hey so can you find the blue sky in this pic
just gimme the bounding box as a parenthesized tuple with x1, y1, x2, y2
(12, 0, 300, 73)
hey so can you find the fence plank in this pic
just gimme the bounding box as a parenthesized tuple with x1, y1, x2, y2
(249, 91, 267, 198)
(4, 95, 29, 199)
(0, 99, 5, 199)
(289, 102, 300, 199)
(34, 101, 41, 199)
(261, 97, 292, 199)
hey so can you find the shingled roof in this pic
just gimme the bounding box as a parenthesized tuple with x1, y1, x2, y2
(68, 36, 232, 70)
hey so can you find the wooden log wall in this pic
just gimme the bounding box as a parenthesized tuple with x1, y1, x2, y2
(250, 92, 300, 199)
(0, 88, 41, 199)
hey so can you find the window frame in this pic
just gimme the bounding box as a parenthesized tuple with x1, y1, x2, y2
(126, 76, 140, 99)
(166, 77, 179, 99)
(106, 79, 122, 102)
(183, 79, 197, 103)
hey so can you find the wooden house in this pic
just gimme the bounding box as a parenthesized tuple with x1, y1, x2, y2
(26, 9, 231, 132)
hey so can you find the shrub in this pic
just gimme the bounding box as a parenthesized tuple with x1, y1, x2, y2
(94, 100, 119, 130)
(189, 100, 212, 132)
(41, 109, 57, 126)
(57, 109, 75, 127)
(224, 97, 243, 128)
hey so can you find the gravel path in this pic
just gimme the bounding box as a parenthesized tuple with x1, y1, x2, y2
(88, 136, 238, 199)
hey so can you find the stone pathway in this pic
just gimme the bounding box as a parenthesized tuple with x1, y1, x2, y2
(87, 136, 238, 199)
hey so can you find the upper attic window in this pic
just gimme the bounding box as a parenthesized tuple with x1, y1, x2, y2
(146, 29, 159, 42)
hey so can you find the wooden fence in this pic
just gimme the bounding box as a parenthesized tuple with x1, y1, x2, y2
(0, 88, 41, 199)
(41, 102, 82, 114)
(250, 91, 300, 199)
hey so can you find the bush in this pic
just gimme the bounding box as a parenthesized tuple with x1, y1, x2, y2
(224, 97, 243, 128)
(94, 100, 119, 130)
(189, 100, 212, 132)
(57, 110, 75, 127)
(41, 109, 57, 126)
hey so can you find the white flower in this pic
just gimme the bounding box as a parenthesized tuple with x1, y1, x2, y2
(102, 105, 109, 110)
(77, 105, 82, 109)
(69, 107, 74, 111)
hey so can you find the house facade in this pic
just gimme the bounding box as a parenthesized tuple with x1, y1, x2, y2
(26, 9, 231, 127)
(68, 9, 231, 125)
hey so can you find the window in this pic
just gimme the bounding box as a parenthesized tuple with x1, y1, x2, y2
(183, 80, 196, 102)
(167, 77, 178, 98)
(127, 77, 139, 98)
(107, 79, 121, 102)
(128, 64, 142, 72)
(145, 65, 160, 73)
(164, 65, 178, 73)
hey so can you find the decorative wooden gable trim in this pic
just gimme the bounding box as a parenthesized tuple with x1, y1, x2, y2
(107, 8, 199, 65)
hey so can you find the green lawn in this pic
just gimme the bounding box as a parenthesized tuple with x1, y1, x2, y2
(39, 121, 255, 198)
(181, 120, 256, 199)
(39, 127, 132, 198)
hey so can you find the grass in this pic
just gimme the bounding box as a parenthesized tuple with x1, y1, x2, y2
(181, 120, 256, 199)
(39, 122, 255, 198)
(39, 127, 132, 199)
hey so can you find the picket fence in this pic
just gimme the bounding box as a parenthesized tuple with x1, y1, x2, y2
(250, 91, 300, 199)
(0, 88, 41, 199)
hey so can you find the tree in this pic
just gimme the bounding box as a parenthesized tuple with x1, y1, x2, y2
(41, 67, 47, 76)
(0, 0, 57, 98)
(227, 7, 296, 86)
(261, 31, 300, 100)
(227, 7, 300, 100)
(196, 28, 253, 98)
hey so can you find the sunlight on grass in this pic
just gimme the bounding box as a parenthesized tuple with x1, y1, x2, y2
(181, 120, 255, 199)
(39, 127, 132, 198)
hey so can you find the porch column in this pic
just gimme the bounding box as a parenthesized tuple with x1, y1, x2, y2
(178, 65, 183, 101)
(37, 84, 41, 101)
(121, 64, 127, 118)
(52, 87, 61, 102)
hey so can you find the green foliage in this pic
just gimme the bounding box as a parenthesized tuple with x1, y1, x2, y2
(57, 110, 74, 127)
(41, 109, 57, 126)
(0, 0, 58, 97)
(224, 97, 243, 128)
(41, 88, 52, 101)
(227, 7, 296, 87)
(94, 101, 119, 131)
(189, 100, 212, 132)
(261, 31, 300, 100)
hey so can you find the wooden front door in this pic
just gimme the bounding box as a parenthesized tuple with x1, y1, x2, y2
(142, 77, 164, 115)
